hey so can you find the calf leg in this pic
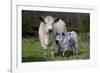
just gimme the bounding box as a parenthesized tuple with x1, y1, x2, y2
(75, 44, 78, 54)
(58, 47, 62, 55)
(71, 45, 77, 55)
(61, 47, 66, 57)
(62, 52, 65, 57)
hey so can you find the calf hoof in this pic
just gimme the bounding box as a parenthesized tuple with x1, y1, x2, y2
(76, 50, 79, 54)
(73, 52, 78, 56)
(62, 53, 65, 57)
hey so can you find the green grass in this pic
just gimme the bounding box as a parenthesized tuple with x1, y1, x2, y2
(22, 33, 90, 62)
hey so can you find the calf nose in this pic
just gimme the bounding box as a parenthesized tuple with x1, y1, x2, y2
(49, 29, 52, 33)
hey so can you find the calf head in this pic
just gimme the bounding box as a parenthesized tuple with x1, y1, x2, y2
(55, 32, 66, 44)
(55, 32, 68, 56)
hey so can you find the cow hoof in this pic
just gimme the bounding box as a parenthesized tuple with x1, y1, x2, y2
(44, 55, 48, 60)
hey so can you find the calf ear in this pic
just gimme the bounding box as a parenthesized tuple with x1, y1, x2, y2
(40, 17, 44, 22)
(54, 17, 59, 23)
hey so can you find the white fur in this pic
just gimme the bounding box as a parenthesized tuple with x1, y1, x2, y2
(39, 16, 66, 58)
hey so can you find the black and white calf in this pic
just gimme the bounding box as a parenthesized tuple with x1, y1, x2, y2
(55, 31, 78, 56)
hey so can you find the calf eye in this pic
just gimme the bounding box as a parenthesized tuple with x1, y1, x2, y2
(62, 32, 65, 36)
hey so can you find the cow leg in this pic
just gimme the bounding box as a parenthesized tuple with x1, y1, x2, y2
(51, 49, 54, 59)
(44, 49, 48, 59)
(42, 44, 48, 59)
(51, 44, 55, 59)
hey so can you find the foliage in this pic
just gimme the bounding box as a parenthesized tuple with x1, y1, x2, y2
(22, 10, 90, 36)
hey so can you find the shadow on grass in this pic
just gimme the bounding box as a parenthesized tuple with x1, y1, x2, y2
(55, 50, 83, 57)
(54, 50, 74, 57)
(65, 50, 73, 57)
(22, 50, 86, 62)
(22, 56, 46, 62)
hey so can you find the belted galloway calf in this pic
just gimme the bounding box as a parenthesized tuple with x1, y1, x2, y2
(55, 31, 78, 57)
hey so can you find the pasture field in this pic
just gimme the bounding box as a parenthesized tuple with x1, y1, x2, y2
(22, 11, 90, 62)
(22, 33, 90, 62)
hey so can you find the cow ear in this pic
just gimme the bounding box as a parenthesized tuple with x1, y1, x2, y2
(54, 17, 59, 23)
(62, 32, 65, 36)
(40, 17, 44, 22)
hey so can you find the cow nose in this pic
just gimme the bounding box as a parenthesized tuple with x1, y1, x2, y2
(49, 29, 52, 33)
(56, 40, 58, 44)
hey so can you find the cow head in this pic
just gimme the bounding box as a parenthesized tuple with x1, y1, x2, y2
(40, 16, 60, 34)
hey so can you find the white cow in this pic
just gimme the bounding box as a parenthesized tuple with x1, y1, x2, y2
(39, 16, 66, 59)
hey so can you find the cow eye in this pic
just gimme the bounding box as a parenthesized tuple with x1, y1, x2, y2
(44, 22, 47, 24)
